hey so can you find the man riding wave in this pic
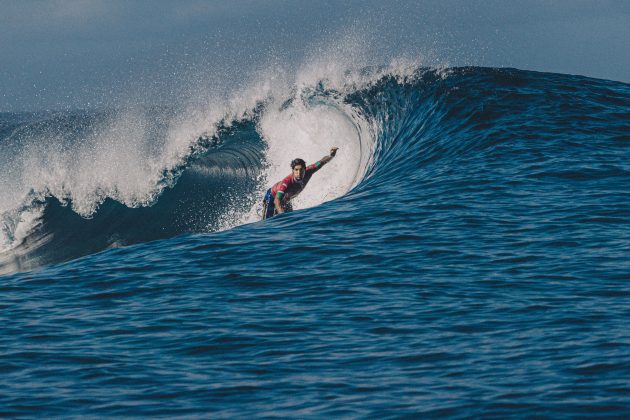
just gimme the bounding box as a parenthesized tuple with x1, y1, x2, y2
(262, 147, 339, 220)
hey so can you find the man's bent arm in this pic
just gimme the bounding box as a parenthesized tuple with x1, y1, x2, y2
(274, 193, 285, 214)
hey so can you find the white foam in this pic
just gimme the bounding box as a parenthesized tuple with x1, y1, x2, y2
(0, 203, 45, 253)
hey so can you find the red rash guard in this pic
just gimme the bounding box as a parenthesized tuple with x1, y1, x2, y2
(271, 162, 322, 202)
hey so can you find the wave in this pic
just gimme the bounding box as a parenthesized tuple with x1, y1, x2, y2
(2, 64, 629, 274)
(0, 61, 389, 272)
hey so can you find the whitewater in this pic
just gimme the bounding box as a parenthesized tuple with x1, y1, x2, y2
(1, 56, 629, 416)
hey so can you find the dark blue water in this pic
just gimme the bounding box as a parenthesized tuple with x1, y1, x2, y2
(1, 67, 629, 417)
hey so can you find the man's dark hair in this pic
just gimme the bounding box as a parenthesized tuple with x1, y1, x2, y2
(291, 158, 306, 169)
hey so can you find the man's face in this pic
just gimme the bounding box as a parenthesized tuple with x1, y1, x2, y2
(293, 165, 305, 180)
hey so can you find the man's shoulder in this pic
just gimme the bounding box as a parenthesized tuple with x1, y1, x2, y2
(275, 173, 294, 190)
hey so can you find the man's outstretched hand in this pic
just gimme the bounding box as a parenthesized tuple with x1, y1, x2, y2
(320, 147, 339, 166)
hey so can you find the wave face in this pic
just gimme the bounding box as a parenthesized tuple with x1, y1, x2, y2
(1, 67, 629, 417)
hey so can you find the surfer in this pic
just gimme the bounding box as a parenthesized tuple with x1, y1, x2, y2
(262, 147, 339, 220)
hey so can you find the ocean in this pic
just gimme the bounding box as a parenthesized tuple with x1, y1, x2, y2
(1, 65, 629, 417)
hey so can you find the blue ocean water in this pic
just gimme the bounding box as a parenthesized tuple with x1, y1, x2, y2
(1, 67, 629, 417)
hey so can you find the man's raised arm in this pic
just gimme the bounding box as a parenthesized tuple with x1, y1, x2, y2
(318, 147, 339, 166)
